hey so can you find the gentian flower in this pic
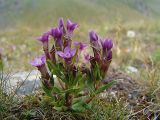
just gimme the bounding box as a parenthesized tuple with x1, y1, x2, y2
(50, 27, 62, 40)
(30, 55, 46, 67)
(100, 38, 113, 51)
(50, 27, 63, 50)
(74, 41, 86, 51)
(56, 47, 76, 62)
(37, 31, 50, 43)
(89, 31, 100, 58)
(66, 19, 78, 34)
(30, 55, 50, 80)
(100, 38, 113, 58)
(37, 31, 51, 59)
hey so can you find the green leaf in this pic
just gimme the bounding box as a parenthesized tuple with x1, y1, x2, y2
(95, 63, 102, 80)
(87, 71, 95, 94)
(71, 101, 87, 112)
(52, 87, 62, 93)
(47, 60, 67, 84)
(46, 60, 53, 72)
(95, 81, 116, 95)
(42, 84, 52, 97)
(63, 87, 81, 94)
(54, 106, 68, 111)
(72, 70, 86, 88)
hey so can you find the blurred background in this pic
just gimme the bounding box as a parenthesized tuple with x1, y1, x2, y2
(0, 0, 160, 71)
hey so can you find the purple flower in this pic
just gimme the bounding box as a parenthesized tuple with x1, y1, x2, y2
(50, 27, 63, 49)
(37, 31, 50, 43)
(74, 41, 86, 51)
(89, 31, 98, 42)
(30, 55, 50, 80)
(37, 32, 51, 59)
(89, 31, 100, 49)
(56, 47, 76, 62)
(50, 27, 62, 40)
(58, 18, 65, 32)
(107, 50, 112, 61)
(89, 31, 100, 57)
(30, 55, 46, 67)
(100, 38, 113, 51)
(66, 19, 78, 34)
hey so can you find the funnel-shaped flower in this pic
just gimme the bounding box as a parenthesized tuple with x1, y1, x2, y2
(50, 27, 63, 50)
(51, 27, 62, 40)
(101, 38, 113, 51)
(37, 32, 51, 59)
(66, 19, 78, 34)
(30, 55, 50, 80)
(30, 55, 46, 67)
(56, 47, 76, 62)
(37, 31, 50, 43)
(100, 38, 113, 61)
(89, 31, 100, 57)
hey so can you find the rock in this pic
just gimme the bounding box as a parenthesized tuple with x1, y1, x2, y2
(127, 30, 136, 38)
(126, 66, 138, 73)
(2, 70, 59, 95)
(4, 70, 41, 95)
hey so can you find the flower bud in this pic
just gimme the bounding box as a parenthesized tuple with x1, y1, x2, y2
(37, 31, 51, 59)
(58, 18, 65, 34)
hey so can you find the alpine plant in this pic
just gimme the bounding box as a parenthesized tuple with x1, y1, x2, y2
(30, 18, 115, 112)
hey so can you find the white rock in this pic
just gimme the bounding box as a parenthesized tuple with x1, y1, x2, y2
(126, 66, 138, 73)
(127, 30, 136, 38)
(3, 70, 41, 95)
(1, 69, 62, 95)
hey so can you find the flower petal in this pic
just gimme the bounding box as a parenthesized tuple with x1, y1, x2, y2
(64, 47, 71, 53)
(56, 51, 65, 58)
(30, 55, 46, 67)
(107, 50, 112, 60)
(70, 49, 76, 56)
(58, 18, 65, 30)
(107, 39, 113, 50)
(66, 19, 78, 33)
(50, 27, 62, 39)
(37, 31, 50, 43)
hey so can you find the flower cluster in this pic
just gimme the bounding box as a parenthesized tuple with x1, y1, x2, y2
(30, 18, 114, 112)
(89, 31, 113, 78)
